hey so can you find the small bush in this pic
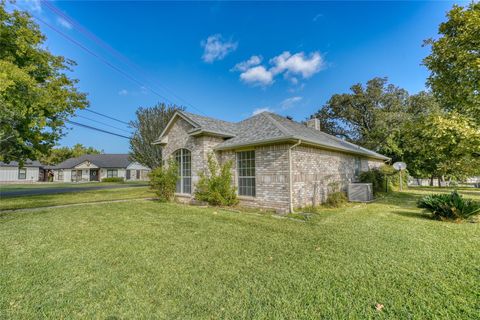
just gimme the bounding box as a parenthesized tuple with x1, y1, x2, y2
(148, 160, 178, 202)
(195, 153, 238, 206)
(417, 191, 480, 221)
(359, 165, 404, 194)
(325, 191, 348, 208)
(102, 177, 124, 183)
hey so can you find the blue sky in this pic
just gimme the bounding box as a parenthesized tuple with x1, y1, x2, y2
(13, 1, 462, 153)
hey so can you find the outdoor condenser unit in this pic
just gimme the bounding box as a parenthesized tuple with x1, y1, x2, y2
(348, 183, 374, 202)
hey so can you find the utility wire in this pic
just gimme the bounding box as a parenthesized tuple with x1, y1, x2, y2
(66, 120, 131, 139)
(83, 109, 131, 126)
(41, 0, 207, 116)
(75, 115, 132, 134)
(29, 13, 176, 105)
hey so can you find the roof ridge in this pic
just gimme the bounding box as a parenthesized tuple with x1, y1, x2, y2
(262, 112, 294, 137)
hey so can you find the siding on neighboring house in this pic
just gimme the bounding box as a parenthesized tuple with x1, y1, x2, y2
(0, 167, 40, 182)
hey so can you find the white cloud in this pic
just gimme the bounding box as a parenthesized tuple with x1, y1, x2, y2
(57, 17, 72, 29)
(22, 0, 41, 12)
(270, 51, 324, 78)
(118, 89, 128, 96)
(313, 13, 323, 22)
(231, 55, 262, 72)
(201, 34, 238, 63)
(240, 66, 274, 86)
(233, 50, 325, 87)
(252, 107, 273, 116)
(280, 96, 303, 109)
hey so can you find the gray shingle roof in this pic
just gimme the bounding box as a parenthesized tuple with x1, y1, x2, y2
(0, 160, 43, 167)
(180, 111, 238, 136)
(53, 154, 133, 169)
(167, 111, 389, 160)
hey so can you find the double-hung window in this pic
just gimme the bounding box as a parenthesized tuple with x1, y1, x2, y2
(18, 168, 26, 180)
(174, 149, 191, 194)
(237, 150, 255, 197)
(58, 170, 64, 181)
(354, 157, 362, 178)
(107, 169, 118, 178)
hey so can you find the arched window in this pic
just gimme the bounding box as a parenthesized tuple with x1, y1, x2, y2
(174, 149, 191, 194)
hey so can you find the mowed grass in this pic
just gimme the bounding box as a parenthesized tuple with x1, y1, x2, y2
(0, 187, 155, 210)
(1, 189, 479, 319)
(0, 181, 147, 192)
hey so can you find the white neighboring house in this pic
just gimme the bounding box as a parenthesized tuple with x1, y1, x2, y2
(0, 160, 44, 183)
(51, 154, 150, 182)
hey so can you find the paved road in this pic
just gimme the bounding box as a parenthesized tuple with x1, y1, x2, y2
(0, 184, 148, 198)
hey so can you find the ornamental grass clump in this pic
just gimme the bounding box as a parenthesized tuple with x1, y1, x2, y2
(417, 190, 480, 221)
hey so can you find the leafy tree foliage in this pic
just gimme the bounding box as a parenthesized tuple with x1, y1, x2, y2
(423, 2, 480, 123)
(40, 143, 102, 165)
(129, 103, 184, 169)
(401, 112, 480, 180)
(311, 77, 438, 161)
(0, 3, 88, 164)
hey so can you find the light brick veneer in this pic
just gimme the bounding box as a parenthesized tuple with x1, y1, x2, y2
(161, 117, 384, 212)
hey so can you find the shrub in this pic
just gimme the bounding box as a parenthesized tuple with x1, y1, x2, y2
(417, 190, 480, 221)
(359, 165, 404, 194)
(325, 191, 348, 208)
(148, 159, 178, 202)
(195, 153, 238, 206)
(359, 168, 385, 193)
(101, 177, 124, 183)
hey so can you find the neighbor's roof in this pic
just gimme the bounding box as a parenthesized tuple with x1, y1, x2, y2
(157, 111, 390, 160)
(0, 160, 43, 167)
(52, 154, 133, 169)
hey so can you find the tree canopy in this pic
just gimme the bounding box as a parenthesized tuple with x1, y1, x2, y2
(40, 143, 102, 165)
(0, 3, 88, 164)
(129, 103, 184, 169)
(423, 2, 480, 123)
(311, 77, 439, 162)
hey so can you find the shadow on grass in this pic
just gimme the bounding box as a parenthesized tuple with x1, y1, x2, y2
(392, 210, 432, 221)
(374, 192, 423, 209)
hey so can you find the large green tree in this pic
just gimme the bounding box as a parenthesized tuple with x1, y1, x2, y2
(40, 143, 102, 165)
(401, 112, 480, 181)
(311, 77, 435, 161)
(423, 2, 480, 123)
(0, 3, 88, 164)
(129, 103, 184, 169)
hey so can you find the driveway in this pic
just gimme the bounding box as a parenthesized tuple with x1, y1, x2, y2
(0, 183, 148, 198)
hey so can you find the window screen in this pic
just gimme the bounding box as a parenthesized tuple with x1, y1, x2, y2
(18, 168, 26, 180)
(107, 169, 118, 178)
(174, 149, 191, 194)
(237, 150, 255, 197)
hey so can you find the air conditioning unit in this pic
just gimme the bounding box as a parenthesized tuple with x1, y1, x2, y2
(348, 183, 373, 202)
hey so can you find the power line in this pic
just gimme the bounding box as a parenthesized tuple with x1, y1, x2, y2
(40, 0, 207, 116)
(29, 13, 176, 106)
(66, 120, 131, 139)
(75, 114, 132, 133)
(83, 109, 131, 126)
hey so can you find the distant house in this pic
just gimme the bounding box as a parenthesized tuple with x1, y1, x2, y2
(0, 160, 45, 183)
(154, 110, 389, 213)
(51, 154, 150, 182)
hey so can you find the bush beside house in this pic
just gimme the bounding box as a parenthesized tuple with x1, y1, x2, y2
(195, 154, 238, 206)
(149, 160, 178, 202)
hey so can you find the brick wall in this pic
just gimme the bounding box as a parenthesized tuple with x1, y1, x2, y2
(291, 145, 384, 208)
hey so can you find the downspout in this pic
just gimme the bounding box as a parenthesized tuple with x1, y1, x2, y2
(288, 139, 302, 213)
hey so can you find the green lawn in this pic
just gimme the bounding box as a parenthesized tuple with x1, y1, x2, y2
(0, 187, 155, 210)
(0, 190, 479, 318)
(0, 181, 147, 192)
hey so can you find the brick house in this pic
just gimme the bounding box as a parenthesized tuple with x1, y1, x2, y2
(154, 111, 389, 213)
